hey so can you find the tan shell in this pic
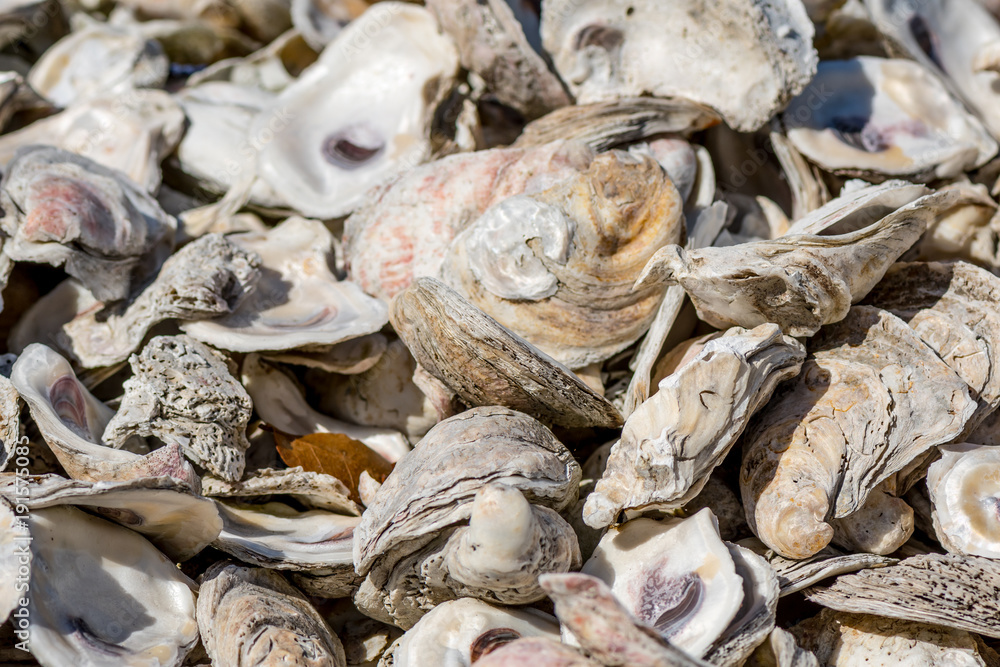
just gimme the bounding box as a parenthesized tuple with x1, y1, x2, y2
(198, 561, 346, 667)
(584, 324, 804, 529)
(741, 306, 975, 559)
(474, 637, 602, 667)
(390, 277, 622, 430)
(440, 150, 684, 369)
(636, 191, 956, 337)
(202, 466, 361, 516)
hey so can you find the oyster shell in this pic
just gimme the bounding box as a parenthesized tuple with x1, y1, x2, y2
(474, 637, 601, 667)
(102, 335, 253, 482)
(240, 353, 410, 462)
(804, 553, 1000, 637)
(0, 473, 221, 561)
(0, 90, 185, 192)
(910, 182, 1000, 271)
(707, 543, 781, 667)
(0, 369, 20, 471)
(585, 324, 805, 528)
(264, 332, 387, 375)
(738, 538, 896, 596)
(383, 597, 561, 667)
(25, 505, 198, 667)
(539, 572, 710, 667)
(828, 478, 915, 554)
(440, 149, 684, 369)
(252, 3, 460, 219)
(0, 497, 20, 625)
(10, 343, 198, 487)
(0, 145, 176, 303)
(27, 20, 168, 107)
(343, 139, 594, 302)
(202, 466, 361, 515)
(181, 217, 388, 352)
(635, 191, 954, 337)
(59, 233, 260, 368)
(782, 57, 997, 180)
(198, 561, 346, 667)
(792, 609, 996, 666)
(747, 627, 818, 667)
(353, 406, 581, 628)
(390, 277, 622, 429)
(580, 511, 745, 658)
(426, 0, 570, 120)
(927, 443, 1000, 557)
(862, 260, 1000, 436)
(540, 0, 817, 131)
(741, 306, 975, 559)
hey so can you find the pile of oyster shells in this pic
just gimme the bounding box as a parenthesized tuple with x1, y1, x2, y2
(7, 0, 1000, 665)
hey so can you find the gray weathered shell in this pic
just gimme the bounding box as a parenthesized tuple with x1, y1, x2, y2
(804, 554, 1000, 638)
(636, 191, 956, 337)
(540, 0, 816, 132)
(0, 369, 20, 471)
(390, 278, 622, 429)
(585, 324, 804, 528)
(59, 233, 260, 368)
(0, 473, 221, 561)
(0, 145, 176, 303)
(440, 150, 684, 369)
(741, 306, 975, 559)
(102, 335, 253, 482)
(198, 561, 346, 667)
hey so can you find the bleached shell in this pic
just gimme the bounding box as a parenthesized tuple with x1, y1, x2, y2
(783, 57, 997, 180)
(240, 353, 410, 462)
(580, 511, 744, 658)
(102, 335, 253, 482)
(426, 0, 569, 120)
(264, 332, 388, 375)
(0, 145, 177, 303)
(803, 553, 1000, 638)
(198, 562, 346, 667)
(0, 90, 185, 192)
(927, 443, 1000, 557)
(740, 306, 975, 559)
(181, 217, 387, 352)
(0, 473, 221, 561)
(865, 0, 1000, 141)
(10, 343, 199, 487)
(354, 408, 580, 605)
(27, 21, 168, 107)
(384, 597, 560, 667)
(792, 609, 994, 666)
(636, 190, 956, 337)
(828, 480, 914, 555)
(390, 278, 622, 429)
(60, 233, 261, 368)
(862, 261, 1000, 436)
(706, 543, 780, 666)
(25, 505, 198, 667)
(0, 497, 21, 625)
(252, 3, 459, 219)
(748, 627, 818, 667)
(784, 179, 928, 235)
(343, 140, 595, 302)
(440, 150, 684, 369)
(291, 0, 350, 50)
(202, 466, 361, 516)
(584, 324, 804, 529)
(473, 637, 601, 667)
(909, 183, 1000, 271)
(540, 0, 817, 132)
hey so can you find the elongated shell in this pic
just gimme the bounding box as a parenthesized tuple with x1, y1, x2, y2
(585, 324, 804, 529)
(636, 191, 955, 337)
(390, 277, 622, 429)
(440, 150, 683, 369)
(741, 306, 975, 559)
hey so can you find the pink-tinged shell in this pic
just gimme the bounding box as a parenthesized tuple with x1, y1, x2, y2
(343, 140, 594, 301)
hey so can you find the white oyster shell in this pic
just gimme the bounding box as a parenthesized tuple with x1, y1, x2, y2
(927, 443, 1000, 558)
(182, 217, 387, 352)
(783, 58, 997, 180)
(540, 0, 817, 131)
(252, 2, 459, 219)
(25, 505, 198, 667)
(581, 511, 745, 658)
